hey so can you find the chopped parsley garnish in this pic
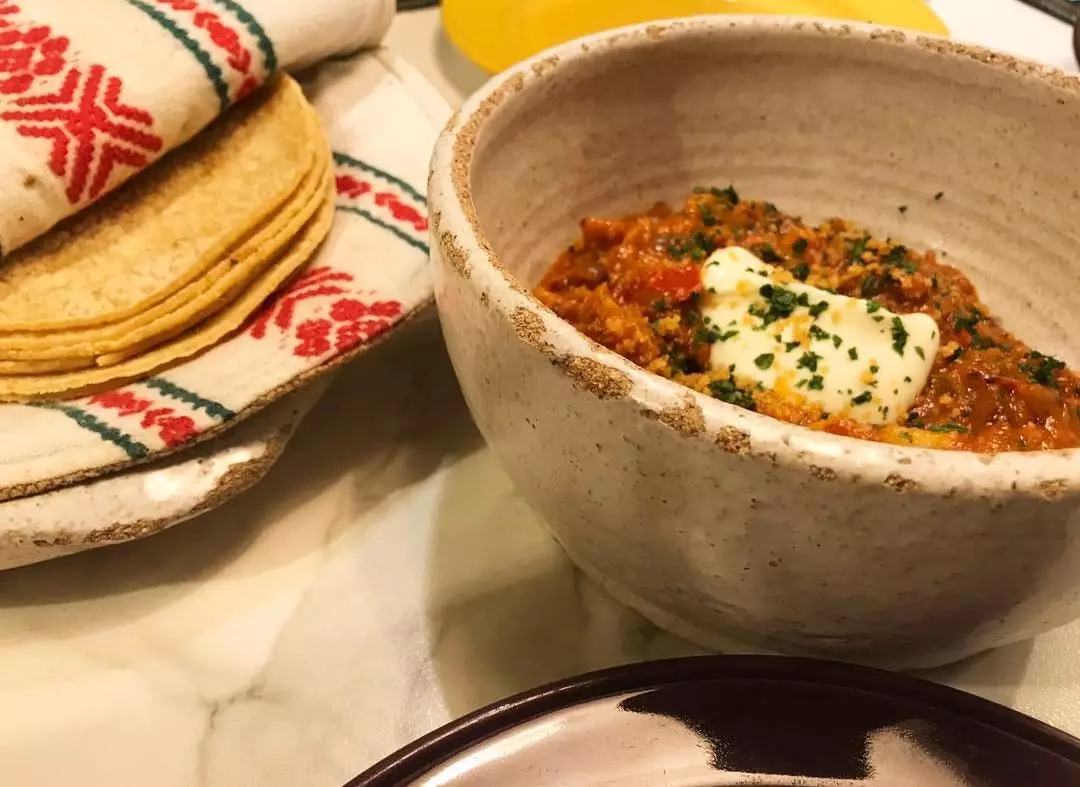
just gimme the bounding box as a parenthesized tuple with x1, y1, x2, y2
(757, 244, 782, 263)
(869, 364, 879, 374)
(752, 284, 808, 326)
(954, 308, 983, 334)
(695, 327, 739, 345)
(792, 261, 810, 281)
(795, 379, 807, 388)
(667, 350, 690, 374)
(890, 316, 909, 356)
(784, 340, 801, 352)
(796, 351, 821, 373)
(792, 238, 808, 255)
(914, 345, 925, 360)
(885, 245, 917, 273)
(700, 204, 717, 226)
(832, 335, 843, 348)
(866, 301, 881, 314)
(927, 422, 969, 433)
(693, 231, 718, 254)
(851, 391, 873, 405)
(808, 300, 829, 318)
(710, 185, 739, 204)
(667, 238, 693, 260)
(809, 325, 830, 341)
(652, 298, 669, 311)
(708, 378, 756, 410)
(848, 347, 859, 361)
(807, 375, 825, 390)
(754, 353, 775, 370)
(860, 275, 880, 297)
(1020, 351, 1066, 388)
(849, 235, 869, 262)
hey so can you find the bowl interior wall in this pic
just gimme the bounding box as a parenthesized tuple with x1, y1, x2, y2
(467, 27, 1080, 363)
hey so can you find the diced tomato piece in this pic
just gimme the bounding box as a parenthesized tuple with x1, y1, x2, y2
(646, 264, 702, 304)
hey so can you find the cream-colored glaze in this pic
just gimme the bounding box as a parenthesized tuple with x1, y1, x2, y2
(700, 247, 939, 424)
(429, 16, 1080, 669)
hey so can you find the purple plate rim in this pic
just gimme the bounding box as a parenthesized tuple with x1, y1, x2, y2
(345, 654, 1080, 786)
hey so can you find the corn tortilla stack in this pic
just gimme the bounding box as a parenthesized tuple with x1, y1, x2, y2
(0, 179, 335, 401)
(0, 74, 335, 402)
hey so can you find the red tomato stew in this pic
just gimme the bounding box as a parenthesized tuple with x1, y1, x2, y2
(534, 187, 1080, 452)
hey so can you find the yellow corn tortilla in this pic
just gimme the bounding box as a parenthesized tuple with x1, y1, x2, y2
(0, 74, 316, 333)
(0, 176, 336, 401)
(0, 357, 91, 375)
(0, 136, 330, 362)
(0, 159, 331, 373)
(96, 162, 332, 367)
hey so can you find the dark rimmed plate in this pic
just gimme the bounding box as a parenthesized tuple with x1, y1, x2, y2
(348, 656, 1080, 786)
(1015, 0, 1079, 24)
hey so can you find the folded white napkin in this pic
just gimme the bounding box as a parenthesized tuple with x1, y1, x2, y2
(0, 0, 395, 254)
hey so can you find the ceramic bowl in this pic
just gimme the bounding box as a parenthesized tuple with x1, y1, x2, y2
(428, 16, 1080, 669)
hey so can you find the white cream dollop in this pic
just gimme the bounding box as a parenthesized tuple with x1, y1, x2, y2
(700, 247, 939, 424)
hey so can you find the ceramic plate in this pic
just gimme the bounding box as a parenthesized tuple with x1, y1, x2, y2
(350, 656, 1080, 786)
(0, 48, 450, 503)
(442, 0, 948, 73)
(0, 376, 328, 570)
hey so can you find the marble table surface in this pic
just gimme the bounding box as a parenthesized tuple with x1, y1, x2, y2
(2, 4, 1078, 786)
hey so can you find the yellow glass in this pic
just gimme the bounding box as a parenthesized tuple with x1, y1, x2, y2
(443, 0, 949, 73)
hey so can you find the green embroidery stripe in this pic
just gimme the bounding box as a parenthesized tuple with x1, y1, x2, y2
(333, 152, 426, 204)
(144, 377, 235, 421)
(33, 403, 150, 461)
(207, 0, 278, 75)
(125, 0, 231, 112)
(336, 206, 429, 254)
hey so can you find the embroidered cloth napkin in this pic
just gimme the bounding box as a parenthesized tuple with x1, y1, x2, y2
(0, 0, 395, 254)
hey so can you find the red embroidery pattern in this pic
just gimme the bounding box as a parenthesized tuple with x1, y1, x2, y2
(3, 65, 163, 203)
(248, 267, 403, 359)
(154, 0, 260, 101)
(86, 389, 197, 447)
(0, 22, 68, 96)
(0, 2, 163, 204)
(335, 173, 369, 199)
(336, 173, 429, 233)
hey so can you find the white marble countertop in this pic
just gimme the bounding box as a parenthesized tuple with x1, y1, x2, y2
(1, 4, 1078, 786)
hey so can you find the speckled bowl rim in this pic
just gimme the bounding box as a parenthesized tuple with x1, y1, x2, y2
(430, 15, 1080, 499)
(344, 654, 1080, 786)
